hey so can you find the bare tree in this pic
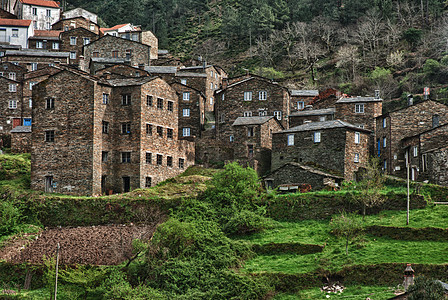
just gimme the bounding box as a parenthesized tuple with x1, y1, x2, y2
(336, 44, 361, 81)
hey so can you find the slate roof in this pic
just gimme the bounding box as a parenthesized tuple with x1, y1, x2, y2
(290, 90, 319, 97)
(106, 77, 156, 87)
(281, 119, 371, 133)
(145, 66, 178, 74)
(91, 57, 129, 64)
(175, 72, 207, 78)
(158, 50, 169, 55)
(336, 96, 382, 103)
(270, 162, 344, 179)
(232, 116, 275, 126)
(289, 108, 336, 117)
(5, 50, 69, 57)
(10, 126, 31, 133)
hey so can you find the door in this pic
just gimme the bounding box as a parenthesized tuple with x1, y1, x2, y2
(123, 176, 130, 193)
(12, 118, 21, 128)
(101, 175, 107, 194)
(23, 118, 32, 126)
(45, 176, 53, 193)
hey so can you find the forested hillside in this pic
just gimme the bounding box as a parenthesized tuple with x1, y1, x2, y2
(67, 0, 448, 99)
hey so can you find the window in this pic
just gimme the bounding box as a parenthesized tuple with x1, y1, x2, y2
(146, 123, 152, 135)
(243, 111, 252, 117)
(259, 91, 267, 100)
(70, 52, 76, 60)
(8, 100, 17, 109)
(179, 158, 185, 169)
(157, 126, 163, 137)
(83, 38, 90, 45)
(274, 111, 282, 120)
(156, 154, 162, 165)
(146, 152, 152, 164)
(355, 104, 365, 113)
(70, 37, 77, 45)
(210, 97, 213, 105)
(244, 91, 252, 101)
(23, 118, 32, 126)
(354, 132, 360, 144)
(354, 153, 360, 163)
(102, 151, 108, 162)
(383, 137, 387, 148)
(383, 159, 387, 171)
(183, 92, 190, 101)
(31, 63, 38, 71)
(413, 146, 418, 157)
(229, 135, 234, 142)
(32, 7, 37, 15)
(167, 156, 173, 167)
(210, 82, 213, 89)
(167, 101, 173, 112)
(92, 51, 99, 57)
(319, 116, 326, 122)
(9, 84, 16, 92)
(157, 98, 163, 109)
(125, 49, 132, 60)
(121, 94, 131, 105)
(36, 41, 43, 49)
(64, 25, 69, 31)
(11, 29, 18, 37)
(259, 110, 267, 116)
(287, 134, 294, 146)
(432, 114, 440, 128)
(29, 81, 37, 90)
(29, 98, 32, 108)
(46, 22, 50, 30)
(183, 109, 190, 117)
(247, 127, 254, 137)
(297, 101, 305, 110)
(422, 154, 427, 172)
(146, 95, 153, 106)
(132, 33, 139, 41)
(182, 127, 191, 137)
(46, 98, 54, 109)
(46, 9, 51, 17)
(167, 128, 173, 139)
(382, 118, 387, 128)
(112, 50, 118, 58)
(314, 131, 321, 143)
(52, 42, 59, 50)
(33, 21, 37, 29)
(248, 144, 254, 157)
(102, 121, 109, 133)
(121, 152, 131, 163)
(45, 130, 54, 142)
(102, 93, 109, 104)
(121, 123, 131, 134)
(145, 177, 152, 188)
(180, 79, 187, 85)
(89, 24, 95, 31)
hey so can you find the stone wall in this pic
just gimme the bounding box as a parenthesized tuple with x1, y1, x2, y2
(2, 54, 69, 71)
(11, 131, 31, 153)
(289, 113, 334, 128)
(141, 31, 158, 59)
(0, 76, 22, 134)
(95, 64, 149, 78)
(53, 17, 100, 35)
(60, 27, 99, 66)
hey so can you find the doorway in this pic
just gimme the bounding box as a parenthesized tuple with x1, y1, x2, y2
(45, 176, 53, 193)
(122, 176, 130, 193)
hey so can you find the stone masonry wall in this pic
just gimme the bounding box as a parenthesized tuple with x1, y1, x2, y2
(344, 130, 370, 180)
(0, 77, 22, 134)
(60, 28, 99, 66)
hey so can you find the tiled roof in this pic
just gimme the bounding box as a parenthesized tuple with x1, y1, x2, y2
(19, 0, 59, 8)
(281, 119, 371, 133)
(10, 126, 31, 133)
(290, 90, 319, 97)
(100, 24, 128, 34)
(0, 19, 31, 27)
(336, 96, 382, 103)
(232, 116, 274, 126)
(289, 108, 336, 117)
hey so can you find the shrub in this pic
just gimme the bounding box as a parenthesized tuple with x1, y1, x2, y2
(223, 209, 273, 235)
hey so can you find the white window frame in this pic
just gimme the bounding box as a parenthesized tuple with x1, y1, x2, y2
(52, 42, 59, 50)
(355, 103, 365, 113)
(183, 92, 190, 101)
(36, 41, 43, 49)
(383, 137, 387, 148)
(182, 127, 191, 137)
(102, 93, 109, 104)
(8, 72, 15, 80)
(70, 36, 77, 45)
(32, 7, 37, 15)
(354, 153, 360, 163)
(83, 37, 90, 45)
(29, 82, 37, 90)
(314, 131, 321, 143)
(31, 63, 38, 71)
(413, 146, 418, 157)
(297, 101, 305, 110)
(8, 100, 17, 109)
(259, 91, 267, 100)
(274, 111, 282, 120)
(11, 29, 18, 37)
(287, 134, 294, 146)
(244, 91, 252, 101)
(210, 97, 213, 105)
(243, 111, 252, 117)
(29, 98, 32, 108)
(183, 108, 190, 117)
(46, 9, 51, 17)
(229, 135, 234, 142)
(382, 118, 387, 128)
(9, 84, 16, 92)
(354, 132, 360, 144)
(180, 79, 187, 85)
(70, 52, 76, 60)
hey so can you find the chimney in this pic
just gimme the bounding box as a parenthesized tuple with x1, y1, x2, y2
(374, 90, 380, 100)
(407, 94, 413, 106)
(403, 264, 415, 291)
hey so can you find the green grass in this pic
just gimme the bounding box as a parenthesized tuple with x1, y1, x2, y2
(274, 285, 397, 300)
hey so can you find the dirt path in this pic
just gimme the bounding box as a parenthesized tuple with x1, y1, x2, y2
(2, 224, 158, 265)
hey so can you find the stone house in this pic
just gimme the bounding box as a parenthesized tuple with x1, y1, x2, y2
(375, 100, 448, 177)
(0, 18, 33, 48)
(0, 7, 18, 18)
(28, 29, 61, 51)
(0, 75, 23, 133)
(10, 125, 31, 153)
(62, 8, 98, 24)
(290, 89, 319, 111)
(14, 0, 60, 31)
(31, 69, 194, 195)
(81, 35, 151, 73)
(1, 49, 69, 70)
(59, 27, 99, 66)
(146, 65, 178, 81)
(170, 82, 205, 140)
(95, 64, 150, 79)
(52, 16, 100, 35)
(215, 74, 291, 144)
(178, 65, 225, 112)
(309, 88, 342, 109)
(335, 96, 383, 132)
(288, 107, 335, 128)
(264, 162, 344, 191)
(0, 61, 27, 81)
(231, 116, 284, 176)
(271, 120, 371, 181)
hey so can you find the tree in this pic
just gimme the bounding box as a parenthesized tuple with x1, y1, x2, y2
(357, 156, 386, 216)
(407, 277, 445, 300)
(329, 211, 363, 255)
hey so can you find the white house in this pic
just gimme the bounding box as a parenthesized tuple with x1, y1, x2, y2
(62, 7, 98, 23)
(0, 19, 33, 48)
(14, 0, 60, 31)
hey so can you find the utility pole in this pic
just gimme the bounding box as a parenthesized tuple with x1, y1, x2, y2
(54, 243, 60, 300)
(406, 153, 410, 225)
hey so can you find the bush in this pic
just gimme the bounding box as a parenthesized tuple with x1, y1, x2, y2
(223, 209, 272, 235)
(0, 200, 21, 235)
(423, 59, 441, 76)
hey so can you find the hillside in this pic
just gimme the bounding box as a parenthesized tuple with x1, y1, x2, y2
(66, 0, 448, 100)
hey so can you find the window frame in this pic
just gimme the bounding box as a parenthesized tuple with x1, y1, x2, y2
(183, 108, 190, 117)
(259, 91, 267, 100)
(274, 111, 282, 120)
(167, 101, 173, 112)
(355, 103, 365, 113)
(183, 92, 190, 101)
(156, 154, 163, 165)
(354, 153, 360, 163)
(102, 121, 109, 134)
(145, 152, 152, 164)
(313, 131, 321, 143)
(69, 36, 77, 45)
(8, 100, 17, 109)
(45, 130, 55, 142)
(157, 98, 163, 110)
(354, 132, 360, 144)
(46, 97, 54, 110)
(121, 123, 131, 134)
(182, 127, 191, 137)
(287, 134, 294, 146)
(121, 94, 131, 106)
(121, 152, 131, 163)
(243, 91, 253, 101)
